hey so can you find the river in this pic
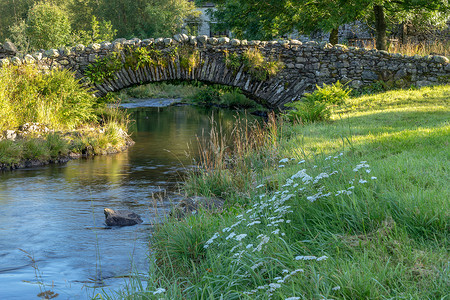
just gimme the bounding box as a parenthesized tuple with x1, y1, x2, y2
(0, 103, 251, 299)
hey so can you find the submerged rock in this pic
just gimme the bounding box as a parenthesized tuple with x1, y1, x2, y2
(104, 208, 143, 226)
(171, 196, 224, 219)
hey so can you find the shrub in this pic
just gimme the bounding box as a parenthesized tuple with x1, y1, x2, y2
(220, 90, 256, 108)
(192, 86, 221, 104)
(0, 65, 97, 131)
(286, 81, 351, 123)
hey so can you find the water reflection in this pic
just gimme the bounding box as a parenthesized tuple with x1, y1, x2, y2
(0, 105, 253, 299)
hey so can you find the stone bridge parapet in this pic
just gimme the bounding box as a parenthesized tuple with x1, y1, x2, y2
(1, 34, 449, 107)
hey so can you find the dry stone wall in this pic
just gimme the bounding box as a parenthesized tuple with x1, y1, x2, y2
(1, 34, 449, 108)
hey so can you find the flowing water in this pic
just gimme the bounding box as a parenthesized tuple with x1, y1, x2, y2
(0, 103, 252, 299)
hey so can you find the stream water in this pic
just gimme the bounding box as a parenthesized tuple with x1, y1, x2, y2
(0, 104, 250, 299)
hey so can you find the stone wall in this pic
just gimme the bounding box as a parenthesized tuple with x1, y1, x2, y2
(1, 34, 449, 108)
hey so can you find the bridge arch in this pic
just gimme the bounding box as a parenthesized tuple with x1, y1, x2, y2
(1, 34, 448, 108)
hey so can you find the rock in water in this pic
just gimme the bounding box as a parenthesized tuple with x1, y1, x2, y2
(171, 196, 224, 219)
(104, 208, 143, 226)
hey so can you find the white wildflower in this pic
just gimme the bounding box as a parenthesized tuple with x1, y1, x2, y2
(298, 160, 305, 164)
(246, 244, 253, 249)
(332, 286, 341, 291)
(251, 262, 263, 270)
(371, 176, 377, 180)
(152, 288, 166, 295)
(359, 179, 367, 184)
(255, 184, 265, 189)
(285, 297, 301, 300)
(316, 255, 328, 261)
(295, 255, 317, 260)
(235, 234, 247, 241)
(279, 158, 289, 163)
(226, 232, 236, 240)
(271, 229, 280, 235)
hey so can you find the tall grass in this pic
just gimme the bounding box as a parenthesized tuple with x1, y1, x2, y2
(106, 84, 449, 299)
(0, 65, 96, 131)
(354, 40, 450, 57)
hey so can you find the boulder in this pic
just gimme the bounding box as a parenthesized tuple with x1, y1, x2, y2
(104, 208, 143, 226)
(171, 196, 224, 219)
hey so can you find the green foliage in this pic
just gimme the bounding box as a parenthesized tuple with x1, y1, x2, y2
(220, 90, 257, 109)
(72, 15, 116, 45)
(84, 52, 123, 85)
(192, 86, 221, 104)
(26, 1, 72, 50)
(0, 65, 97, 131)
(225, 48, 283, 81)
(285, 81, 351, 123)
(143, 0, 200, 38)
(8, 19, 30, 53)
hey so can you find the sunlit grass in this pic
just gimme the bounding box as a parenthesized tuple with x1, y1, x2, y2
(104, 85, 449, 299)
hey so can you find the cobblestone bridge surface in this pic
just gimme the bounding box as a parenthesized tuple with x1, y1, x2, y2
(1, 35, 449, 107)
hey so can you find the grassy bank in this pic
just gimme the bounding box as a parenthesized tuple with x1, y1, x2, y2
(0, 65, 131, 169)
(106, 84, 449, 299)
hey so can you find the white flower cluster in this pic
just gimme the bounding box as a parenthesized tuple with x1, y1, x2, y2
(202, 153, 376, 297)
(243, 269, 305, 296)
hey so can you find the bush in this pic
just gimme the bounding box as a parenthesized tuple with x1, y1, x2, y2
(192, 86, 221, 104)
(220, 90, 256, 108)
(286, 81, 351, 123)
(0, 65, 97, 131)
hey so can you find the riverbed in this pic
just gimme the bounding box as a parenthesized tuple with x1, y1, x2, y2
(0, 104, 250, 299)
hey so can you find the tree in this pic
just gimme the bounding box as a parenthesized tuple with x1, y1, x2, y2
(26, 1, 72, 50)
(143, 0, 200, 38)
(201, 0, 449, 49)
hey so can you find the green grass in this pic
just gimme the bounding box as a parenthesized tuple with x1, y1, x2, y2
(102, 85, 449, 299)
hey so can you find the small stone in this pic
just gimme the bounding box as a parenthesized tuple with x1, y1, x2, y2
(197, 35, 208, 44)
(290, 39, 302, 45)
(24, 54, 35, 64)
(416, 80, 432, 87)
(218, 37, 230, 44)
(163, 38, 173, 46)
(3, 41, 17, 53)
(90, 43, 101, 51)
(231, 39, 241, 46)
(240, 39, 248, 46)
(0, 58, 10, 67)
(104, 208, 143, 227)
(361, 70, 378, 80)
(3, 130, 16, 141)
(44, 49, 59, 58)
(11, 56, 22, 65)
(249, 40, 261, 46)
(100, 42, 113, 50)
(59, 59, 70, 65)
(208, 37, 218, 45)
(171, 196, 224, 219)
(75, 44, 85, 52)
(432, 55, 449, 64)
(189, 36, 197, 45)
(155, 37, 165, 45)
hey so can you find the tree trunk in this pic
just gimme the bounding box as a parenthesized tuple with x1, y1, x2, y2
(374, 5, 387, 50)
(329, 27, 339, 44)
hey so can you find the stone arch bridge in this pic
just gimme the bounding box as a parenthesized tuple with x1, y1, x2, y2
(0, 35, 449, 108)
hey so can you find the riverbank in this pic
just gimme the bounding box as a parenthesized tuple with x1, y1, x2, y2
(0, 65, 132, 171)
(110, 84, 449, 299)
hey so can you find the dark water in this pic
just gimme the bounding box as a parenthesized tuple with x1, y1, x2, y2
(0, 105, 249, 299)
